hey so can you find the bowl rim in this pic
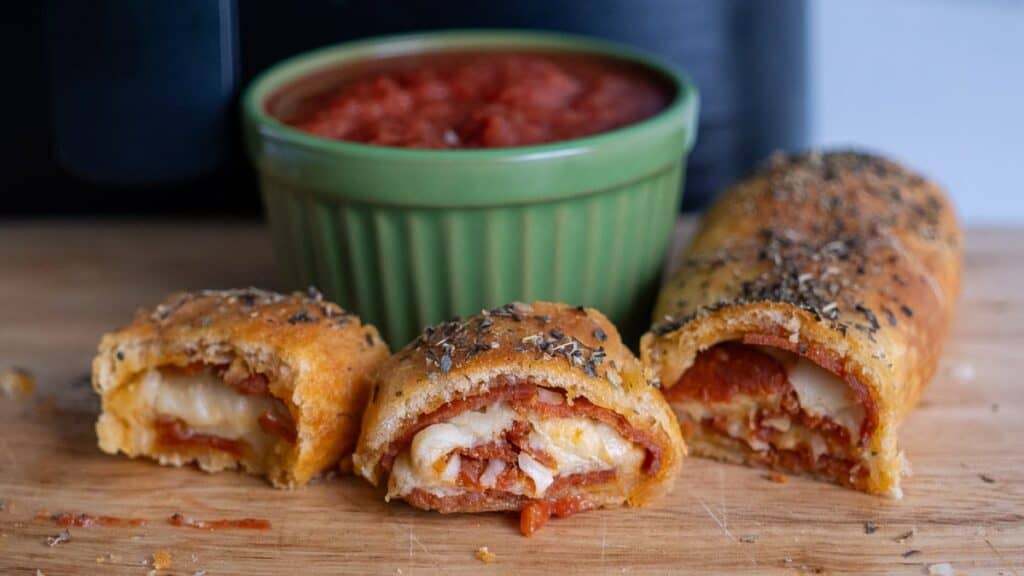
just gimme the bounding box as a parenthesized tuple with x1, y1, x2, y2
(242, 28, 699, 162)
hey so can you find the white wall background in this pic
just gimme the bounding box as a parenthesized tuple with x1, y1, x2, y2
(807, 0, 1024, 225)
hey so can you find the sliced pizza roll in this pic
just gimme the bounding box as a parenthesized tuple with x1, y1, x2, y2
(92, 288, 389, 488)
(642, 151, 962, 496)
(353, 301, 684, 536)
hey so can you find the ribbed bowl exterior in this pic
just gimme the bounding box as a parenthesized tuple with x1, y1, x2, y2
(259, 164, 684, 346)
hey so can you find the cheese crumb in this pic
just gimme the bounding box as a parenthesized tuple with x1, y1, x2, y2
(475, 546, 497, 564)
(927, 563, 955, 576)
(45, 529, 70, 547)
(0, 368, 34, 398)
(152, 550, 172, 570)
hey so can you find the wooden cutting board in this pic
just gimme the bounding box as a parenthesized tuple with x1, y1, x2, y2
(1, 220, 1021, 575)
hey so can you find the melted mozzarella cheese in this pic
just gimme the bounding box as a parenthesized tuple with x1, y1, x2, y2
(785, 357, 864, 436)
(409, 403, 517, 475)
(479, 459, 506, 488)
(388, 400, 643, 500)
(756, 345, 865, 436)
(135, 368, 278, 453)
(527, 413, 643, 479)
(518, 453, 554, 494)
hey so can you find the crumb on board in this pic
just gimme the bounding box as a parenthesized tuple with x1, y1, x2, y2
(739, 534, 759, 544)
(45, 529, 70, 547)
(475, 546, 497, 564)
(901, 549, 921, 558)
(864, 521, 878, 534)
(764, 472, 787, 484)
(927, 563, 957, 576)
(894, 528, 915, 543)
(96, 553, 122, 564)
(979, 473, 996, 484)
(36, 570, 45, 576)
(152, 550, 173, 570)
(0, 367, 34, 398)
(193, 570, 207, 576)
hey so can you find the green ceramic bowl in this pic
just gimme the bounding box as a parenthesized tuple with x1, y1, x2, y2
(243, 30, 698, 348)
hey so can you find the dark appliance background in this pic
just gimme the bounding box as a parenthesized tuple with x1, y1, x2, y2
(6, 0, 806, 217)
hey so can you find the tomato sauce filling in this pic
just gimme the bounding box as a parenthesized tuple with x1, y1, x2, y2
(283, 51, 672, 149)
(152, 362, 297, 456)
(383, 381, 664, 535)
(666, 338, 877, 487)
(405, 473, 605, 537)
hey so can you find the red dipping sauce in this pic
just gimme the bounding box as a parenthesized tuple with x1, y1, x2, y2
(284, 52, 672, 149)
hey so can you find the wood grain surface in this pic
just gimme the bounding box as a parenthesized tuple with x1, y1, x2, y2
(0, 220, 1021, 575)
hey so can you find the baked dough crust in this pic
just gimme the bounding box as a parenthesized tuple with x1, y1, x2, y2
(641, 151, 962, 496)
(92, 287, 389, 488)
(354, 301, 685, 510)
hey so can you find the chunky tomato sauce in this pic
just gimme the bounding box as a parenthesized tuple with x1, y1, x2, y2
(287, 51, 671, 148)
(520, 495, 595, 537)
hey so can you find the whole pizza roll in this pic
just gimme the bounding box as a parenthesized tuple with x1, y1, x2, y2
(92, 288, 389, 488)
(641, 151, 962, 496)
(353, 301, 684, 536)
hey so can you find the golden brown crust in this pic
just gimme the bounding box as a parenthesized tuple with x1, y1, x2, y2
(354, 301, 685, 508)
(641, 151, 962, 496)
(92, 287, 390, 487)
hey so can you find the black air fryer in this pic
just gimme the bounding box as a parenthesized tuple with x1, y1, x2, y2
(12, 0, 807, 215)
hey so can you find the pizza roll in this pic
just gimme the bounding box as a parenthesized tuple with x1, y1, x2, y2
(92, 288, 389, 488)
(642, 151, 962, 496)
(353, 301, 684, 536)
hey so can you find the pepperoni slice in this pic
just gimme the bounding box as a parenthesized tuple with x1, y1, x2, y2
(224, 373, 270, 396)
(258, 410, 297, 443)
(154, 417, 244, 456)
(664, 342, 790, 403)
